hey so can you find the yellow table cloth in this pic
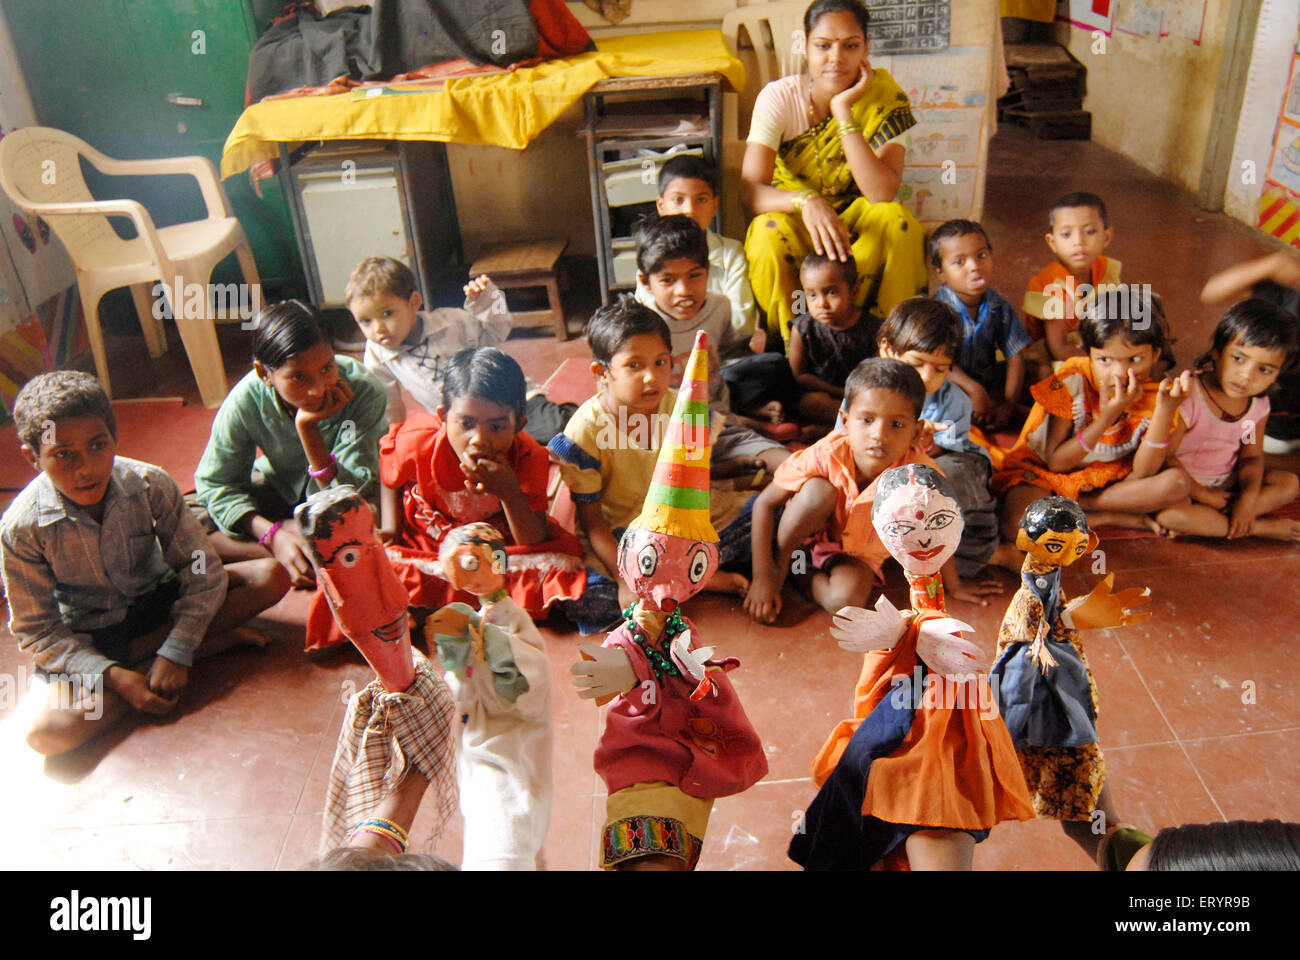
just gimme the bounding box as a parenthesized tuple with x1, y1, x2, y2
(221, 30, 745, 178)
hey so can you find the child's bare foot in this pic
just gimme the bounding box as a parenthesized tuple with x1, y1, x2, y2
(1252, 516, 1300, 542)
(755, 400, 786, 423)
(1145, 516, 1177, 538)
(705, 570, 750, 598)
(198, 626, 272, 660)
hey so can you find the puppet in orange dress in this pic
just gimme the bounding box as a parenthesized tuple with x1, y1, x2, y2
(789, 463, 1033, 870)
(296, 485, 457, 854)
(990, 495, 1154, 869)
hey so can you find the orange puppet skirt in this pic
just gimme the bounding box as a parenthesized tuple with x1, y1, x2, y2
(789, 611, 1033, 869)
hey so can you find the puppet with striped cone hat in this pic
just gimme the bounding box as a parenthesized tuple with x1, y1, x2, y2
(571, 330, 768, 870)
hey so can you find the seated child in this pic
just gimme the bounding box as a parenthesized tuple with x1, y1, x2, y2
(1, 372, 290, 755)
(1022, 192, 1123, 380)
(746, 358, 944, 624)
(929, 218, 1031, 429)
(548, 298, 754, 634)
(877, 297, 1019, 578)
(788, 253, 879, 428)
(651, 153, 756, 337)
(1156, 299, 1300, 541)
(993, 294, 1192, 542)
(305, 347, 585, 649)
(634, 214, 789, 477)
(1201, 249, 1300, 452)
(193, 301, 388, 588)
(347, 255, 574, 443)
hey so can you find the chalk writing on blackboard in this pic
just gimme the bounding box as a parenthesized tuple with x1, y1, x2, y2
(866, 1, 950, 55)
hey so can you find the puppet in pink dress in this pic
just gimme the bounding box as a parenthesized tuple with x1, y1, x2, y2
(571, 331, 768, 870)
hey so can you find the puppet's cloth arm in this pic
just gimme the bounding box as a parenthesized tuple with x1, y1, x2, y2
(320, 654, 458, 853)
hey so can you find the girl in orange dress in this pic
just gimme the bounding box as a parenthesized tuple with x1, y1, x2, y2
(789, 464, 1033, 870)
(988, 297, 1193, 544)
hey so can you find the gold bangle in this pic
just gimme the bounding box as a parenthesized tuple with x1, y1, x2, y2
(791, 189, 815, 214)
(836, 118, 861, 139)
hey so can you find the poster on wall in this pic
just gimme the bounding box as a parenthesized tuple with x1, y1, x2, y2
(880, 45, 988, 225)
(1060, 0, 1206, 43)
(1064, 0, 1114, 35)
(1226, 0, 1300, 247)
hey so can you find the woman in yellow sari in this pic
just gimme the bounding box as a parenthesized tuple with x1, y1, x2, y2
(741, 0, 928, 346)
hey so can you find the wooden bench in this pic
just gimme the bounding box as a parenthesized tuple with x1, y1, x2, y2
(469, 239, 569, 340)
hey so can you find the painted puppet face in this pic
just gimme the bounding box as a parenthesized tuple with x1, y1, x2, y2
(439, 530, 508, 598)
(1017, 526, 1095, 569)
(872, 478, 964, 576)
(617, 527, 718, 611)
(298, 488, 414, 692)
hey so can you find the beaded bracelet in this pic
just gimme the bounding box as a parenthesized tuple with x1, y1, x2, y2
(790, 189, 816, 214)
(350, 826, 403, 854)
(350, 817, 409, 853)
(836, 118, 862, 138)
(1076, 431, 1093, 453)
(258, 521, 282, 548)
(308, 453, 337, 480)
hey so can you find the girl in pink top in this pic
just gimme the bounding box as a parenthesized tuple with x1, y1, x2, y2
(1159, 300, 1300, 541)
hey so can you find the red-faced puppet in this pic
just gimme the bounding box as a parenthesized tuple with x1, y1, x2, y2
(296, 484, 414, 692)
(296, 485, 457, 853)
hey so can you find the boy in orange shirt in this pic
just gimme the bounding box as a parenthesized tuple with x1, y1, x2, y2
(1022, 192, 1122, 382)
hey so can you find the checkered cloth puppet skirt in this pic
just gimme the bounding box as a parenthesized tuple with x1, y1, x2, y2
(320, 652, 458, 854)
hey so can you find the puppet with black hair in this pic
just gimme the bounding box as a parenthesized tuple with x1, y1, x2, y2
(790, 463, 1034, 870)
(296, 485, 457, 855)
(422, 522, 553, 870)
(990, 495, 1154, 869)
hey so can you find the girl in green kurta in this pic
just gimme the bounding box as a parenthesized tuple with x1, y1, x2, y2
(194, 302, 388, 588)
(740, 0, 928, 346)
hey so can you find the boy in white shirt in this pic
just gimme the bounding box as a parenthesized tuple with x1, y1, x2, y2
(644, 154, 756, 338)
(347, 256, 574, 443)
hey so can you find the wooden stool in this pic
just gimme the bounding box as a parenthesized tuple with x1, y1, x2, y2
(469, 239, 569, 340)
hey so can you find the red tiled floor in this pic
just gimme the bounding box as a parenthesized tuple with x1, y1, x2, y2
(6, 124, 1300, 872)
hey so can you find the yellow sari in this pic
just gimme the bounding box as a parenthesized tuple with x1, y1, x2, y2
(744, 69, 928, 344)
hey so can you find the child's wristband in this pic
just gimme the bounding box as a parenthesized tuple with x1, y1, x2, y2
(1075, 431, 1093, 453)
(258, 521, 283, 548)
(308, 454, 337, 480)
(1141, 437, 1170, 449)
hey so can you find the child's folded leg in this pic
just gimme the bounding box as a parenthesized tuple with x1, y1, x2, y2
(192, 558, 290, 656)
(796, 390, 845, 427)
(808, 554, 876, 615)
(1079, 467, 1192, 534)
(26, 671, 136, 756)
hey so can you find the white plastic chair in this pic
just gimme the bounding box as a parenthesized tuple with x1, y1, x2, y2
(0, 127, 261, 408)
(720, 1, 809, 232)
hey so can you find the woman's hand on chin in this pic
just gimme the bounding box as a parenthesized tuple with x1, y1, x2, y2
(830, 63, 874, 120)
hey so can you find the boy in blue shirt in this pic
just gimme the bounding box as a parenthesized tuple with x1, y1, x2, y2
(930, 219, 1031, 430)
(877, 298, 1020, 577)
